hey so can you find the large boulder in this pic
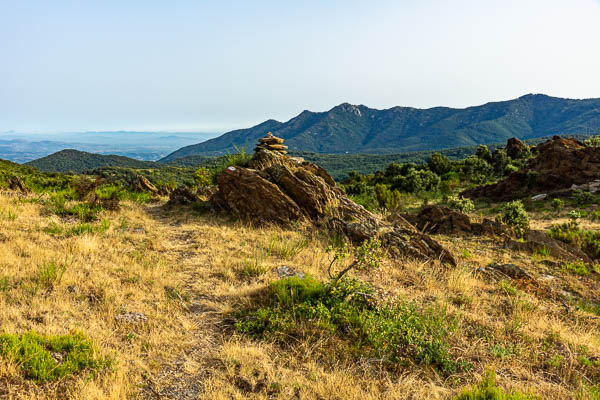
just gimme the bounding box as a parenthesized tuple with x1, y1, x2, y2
(464, 136, 600, 201)
(212, 149, 455, 265)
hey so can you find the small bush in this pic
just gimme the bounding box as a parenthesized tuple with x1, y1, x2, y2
(446, 196, 475, 213)
(453, 369, 538, 399)
(193, 168, 212, 189)
(548, 221, 581, 245)
(572, 190, 597, 206)
(375, 184, 403, 211)
(504, 164, 518, 174)
(0, 331, 112, 382)
(500, 201, 529, 238)
(551, 198, 563, 212)
(588, 211, 600, 221)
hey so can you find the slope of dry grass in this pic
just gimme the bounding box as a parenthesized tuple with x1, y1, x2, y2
(1, 190, 600, 399)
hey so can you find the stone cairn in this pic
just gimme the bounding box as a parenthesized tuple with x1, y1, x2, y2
(254, 132, 288, 155)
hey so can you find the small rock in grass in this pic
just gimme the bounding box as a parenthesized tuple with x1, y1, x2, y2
(115, 312, 148, 324)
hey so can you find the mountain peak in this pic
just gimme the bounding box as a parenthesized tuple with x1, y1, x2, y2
(331, 103, 363, 117)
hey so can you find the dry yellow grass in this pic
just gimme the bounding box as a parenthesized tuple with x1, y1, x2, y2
(1, 190, 600, 399)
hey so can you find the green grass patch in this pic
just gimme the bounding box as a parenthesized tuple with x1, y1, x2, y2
(453, 369, 538, 399)
(0, 331, 112, 382)
(563, 261, 592, 276)
(44, 219, 110, 237)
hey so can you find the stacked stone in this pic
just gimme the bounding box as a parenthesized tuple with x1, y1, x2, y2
(254, 132, 288, 155)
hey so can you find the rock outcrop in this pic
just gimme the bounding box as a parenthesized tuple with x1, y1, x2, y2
(505, 137, 528, 159)
(8, 176, 28, 193)
(167, 186, 202, 207)
(504, 229, 592, 264)
(464, 136, 600, 201)
(211, 146, 456, 265)
(130, 175, 158, 195)
(403, 205, 511, 237)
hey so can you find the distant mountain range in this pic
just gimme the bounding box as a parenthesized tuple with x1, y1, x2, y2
(160, 94, 600, 162)
(0, 131, 217, 163)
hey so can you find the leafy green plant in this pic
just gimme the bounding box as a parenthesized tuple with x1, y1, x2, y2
(588, 211, 600, 221)
(0, 331, 112, 382)
(374, 184, 403, 211)
(551, 198, 563, 212)
(584, 135, 600, 147)
(327, 238, 383, 283)
(500, 200, 529, 238)
(568, 210, 583, 222)
(453, 369, 537, 399)
(446, 195, 475, 213)
(572, 190, 597, 206)
(193, 167, 212, 189)
(490, 343, 519, 360)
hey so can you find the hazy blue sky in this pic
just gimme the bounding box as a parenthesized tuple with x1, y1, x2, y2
(2, 0, 600, 133)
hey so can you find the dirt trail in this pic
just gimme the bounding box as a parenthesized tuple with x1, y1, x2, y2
(137, 207, 230, 399)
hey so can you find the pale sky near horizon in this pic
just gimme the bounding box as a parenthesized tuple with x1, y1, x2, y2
(1, 0, 600, 133)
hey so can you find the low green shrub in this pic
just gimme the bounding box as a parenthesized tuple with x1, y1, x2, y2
(500, 201, 529, 238)
(572, 190, 597, 206)
(563, 261, 591, 276)
(235, 276, 462, 374)
(551, 198, 563, 212)
(588, 211, 600, 221)
(0, 331, 112, 382)
(548, 221, 581, 245)
(548, 222, 600, 260)
(584, 135, 600, 147)
(453, 369, 538, 399)
(236, 238, 462, 374)
(446, 195, 475, 213)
